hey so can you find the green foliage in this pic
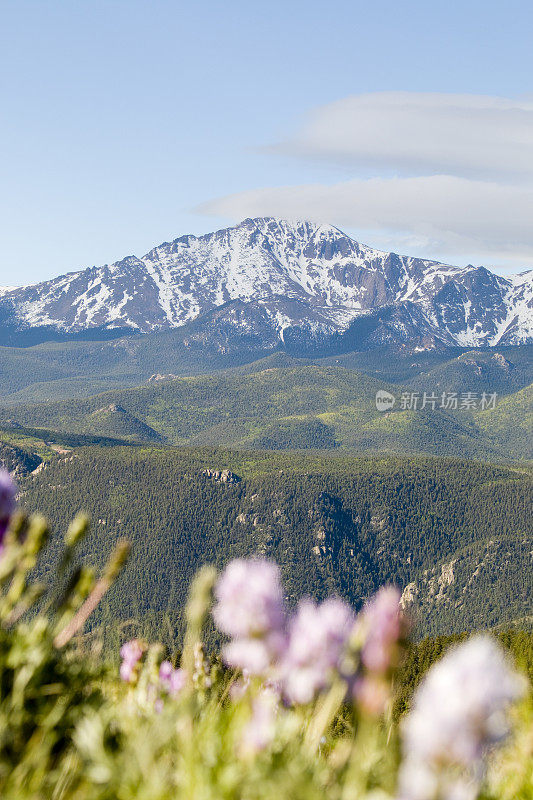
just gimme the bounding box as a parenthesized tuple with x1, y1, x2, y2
(0, 328, 531, 405)
(17, 447, 532, 644)
(0, 506, 531, 800)
(2, 362, 531, 457)
(0, 512, 109, 795)
(0, 440, 41, 476)
(85, 404, 164, 442)
(249, 418, 339, 449)
(474, 383, 533, 458)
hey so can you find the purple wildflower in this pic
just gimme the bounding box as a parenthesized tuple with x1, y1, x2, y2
(159, 660, 187, 697)
(119, 639, 144, 683)
(214, 559, 285, 638)
(281, 597, 355, 705)
(360, 586, 403, 673)
(350, 586, 406, 715)
(398, 636, 526, 800)
(159, 660, 173, 681)
(214, 559, 287, 675)
(0, 470, 17, 547)
(224, 631, 287, 675)
(352, 674, 391, 716)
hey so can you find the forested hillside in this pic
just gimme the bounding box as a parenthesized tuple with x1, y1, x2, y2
(0, 440, 41, 476)
(0, 332, 530, 405)
(474, 383, 533, 457)
(2, 364, 532, 458)
(19, 447, 532, 647)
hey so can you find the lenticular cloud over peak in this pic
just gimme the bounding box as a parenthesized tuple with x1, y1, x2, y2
(276, 92, 533, 180)
(199, 92, 533, 266)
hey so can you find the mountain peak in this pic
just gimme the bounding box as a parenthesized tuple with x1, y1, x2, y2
(0, 219, 531, 348)
(237, 215, 348, 241)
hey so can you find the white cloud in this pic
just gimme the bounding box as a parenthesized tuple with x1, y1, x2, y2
(198, 175, 533, 265)
(198, 92, 533, 267)
(274, 92, 533, 180)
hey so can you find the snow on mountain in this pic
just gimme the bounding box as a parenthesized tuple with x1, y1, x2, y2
(493, 269, 533, 345)
(1, 218, 531, 349)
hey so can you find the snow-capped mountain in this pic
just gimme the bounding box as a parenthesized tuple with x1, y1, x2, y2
(1, 218, 531, 349)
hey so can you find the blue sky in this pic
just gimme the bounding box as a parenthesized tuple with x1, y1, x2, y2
(1, 0, 532, 285)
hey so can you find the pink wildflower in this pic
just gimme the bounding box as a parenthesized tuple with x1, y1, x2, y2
(240, 688, 278, 757)
(159, 660, 187, 697)
(398, 637, 526, 800)
(214, 559, 285, 638)
(281, 597, 355, 704)
(360, 586, 403, 673)
(214, 559, 287, 675)
(119, 639, 144, 683)
(0, 470, 17, 549)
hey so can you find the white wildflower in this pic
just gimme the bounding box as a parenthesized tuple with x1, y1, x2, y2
(398, 636, 526, 800)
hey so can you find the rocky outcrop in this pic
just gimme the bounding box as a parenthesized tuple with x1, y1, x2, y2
(201, 468, 241, 484)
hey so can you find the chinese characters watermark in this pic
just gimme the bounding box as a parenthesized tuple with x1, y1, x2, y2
(375, 390, 498, 412)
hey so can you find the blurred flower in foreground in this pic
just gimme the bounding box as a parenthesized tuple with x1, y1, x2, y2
(212, 560, 406, 707)
(281, 597, 355, 704)
(398, 636, 526, 800)
(214, 559, 287, 675)
(223, 635, 284, 675)
(360, 586, 404, 672)
(0, 470, 17, 548)
(159, 660, 187, 697)
(240, 688, 278, 757)
(214, 559, 285, 638)
(119, 639, 145, 683)
(352, 586, 407, 715)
